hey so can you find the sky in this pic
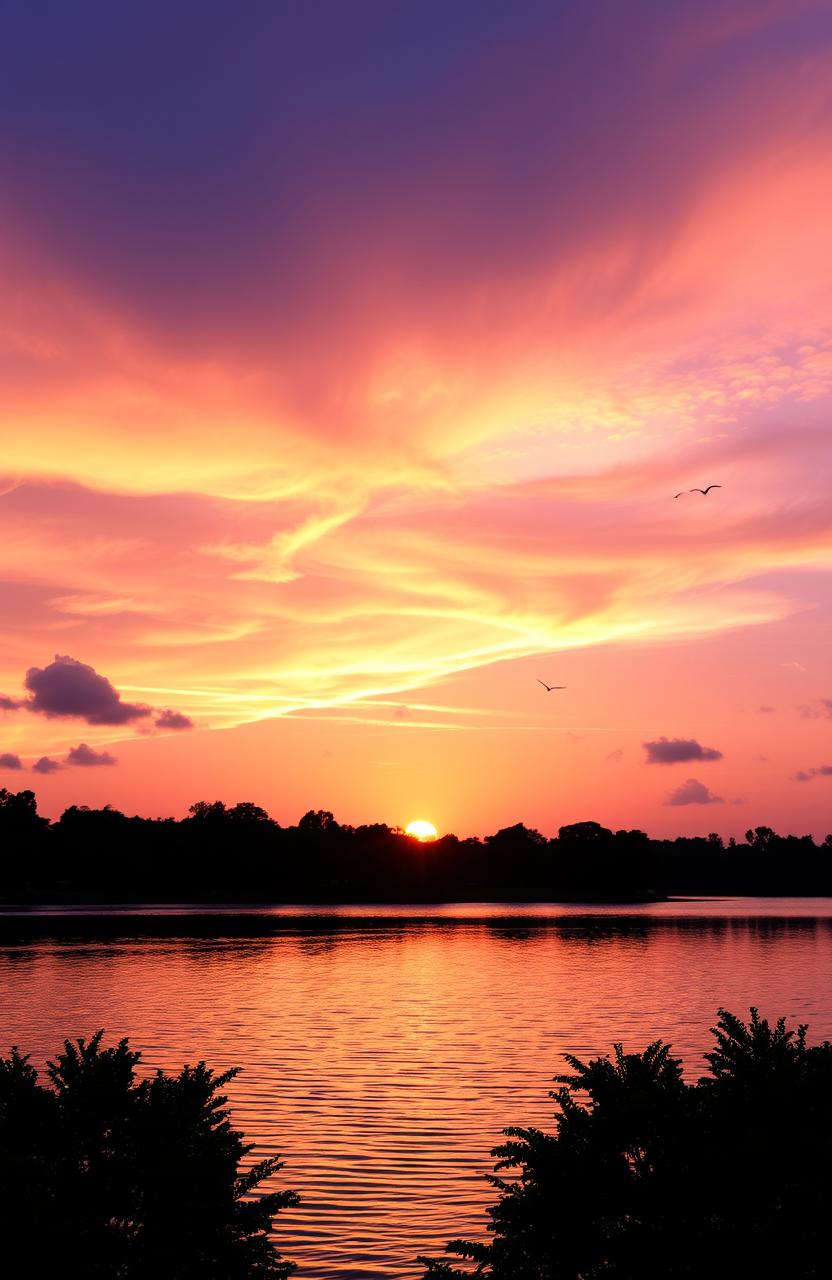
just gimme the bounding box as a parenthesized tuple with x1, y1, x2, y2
(1, 0, 831, 838)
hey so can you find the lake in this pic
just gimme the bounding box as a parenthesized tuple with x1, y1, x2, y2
(2, 898, 832, 1278)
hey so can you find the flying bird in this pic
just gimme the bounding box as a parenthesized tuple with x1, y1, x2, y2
(537, 679, 566, 692)
(674, 484, 721, 497)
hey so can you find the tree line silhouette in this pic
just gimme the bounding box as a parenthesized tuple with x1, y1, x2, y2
(3, 1009, 830, 1277)
(1, 787, 831, 902)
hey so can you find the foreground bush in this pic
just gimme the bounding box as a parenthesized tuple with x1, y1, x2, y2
(421, 1009, 832, 1278)
(0, 1031, 298, 1278)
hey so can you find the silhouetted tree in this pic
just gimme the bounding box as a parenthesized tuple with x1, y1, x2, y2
(421, 1008, 832, 1278)
(0, 1031, 298, 1278)
(745, 825, 775, 850)
(551, 822, 659, 900)
(0, 787, 49, 892)
(228, 802, 272, 826)
(187, 800, 229, 823)
(297, 809, 338, 834)
(485, 824, 546, 852)
(0, 786, 46, 827)
(479, 825, 547, 895)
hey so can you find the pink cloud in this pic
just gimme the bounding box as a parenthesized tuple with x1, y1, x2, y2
(666, 778, 724, 806)
(32, 756, 62, 775)
(67, 742, 117, 767)
(24, 655, 150, 725)
(155, 709, 193, 731)
(645, 738, 723, 765)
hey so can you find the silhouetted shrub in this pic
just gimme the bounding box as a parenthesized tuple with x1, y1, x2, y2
(0, 1031, 298, 1278)
(420, 1008, 832, 1278)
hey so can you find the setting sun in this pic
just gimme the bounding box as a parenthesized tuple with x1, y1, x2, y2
(405, 820, 438, 842)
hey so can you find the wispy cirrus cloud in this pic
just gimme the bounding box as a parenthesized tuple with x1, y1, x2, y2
(0, 462, 828, 743)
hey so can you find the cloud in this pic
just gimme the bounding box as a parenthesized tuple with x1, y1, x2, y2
(605, 748, 624, 762)
(66, 742, 117, 767)
(0, 753, 23, 770)
(756, 705, 775, 714)
(666, 777, 724, 806)
(24, 655, 151, 726)
(798, 699, 832, 720)
(792, 765, 832, 783)
(32, 756, 62, 774)
(0, 695, 21, 711)
(154, 709, 194, 731)
(644, 736, 723, 765)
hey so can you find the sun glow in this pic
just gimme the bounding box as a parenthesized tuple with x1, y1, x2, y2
(405, 819, 438, 842)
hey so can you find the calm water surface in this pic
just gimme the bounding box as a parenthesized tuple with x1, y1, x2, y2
(2, 898, 832, 1278)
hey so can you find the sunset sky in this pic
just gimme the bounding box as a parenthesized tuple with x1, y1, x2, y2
(1, 0, 831, 838)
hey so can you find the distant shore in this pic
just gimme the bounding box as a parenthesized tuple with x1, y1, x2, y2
(3, 895, 832, 945)
(3, 791, 832, 902)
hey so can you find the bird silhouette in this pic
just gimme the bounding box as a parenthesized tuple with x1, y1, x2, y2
(674, 484, 721, 497)
(537, 679, 566, 692)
